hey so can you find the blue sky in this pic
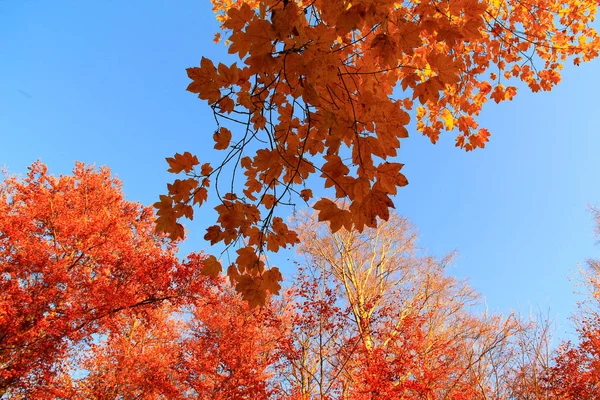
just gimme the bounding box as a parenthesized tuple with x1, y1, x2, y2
(2, 1, 599, 338)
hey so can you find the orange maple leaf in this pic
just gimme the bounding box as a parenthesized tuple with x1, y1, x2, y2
(214, 127, 232, 150)
(166, 152, 199, 174)
(202, 255, 223, 278)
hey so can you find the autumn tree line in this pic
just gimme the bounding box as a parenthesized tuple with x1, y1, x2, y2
(1, 162, 599, 399)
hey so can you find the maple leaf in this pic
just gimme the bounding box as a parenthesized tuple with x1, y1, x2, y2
(429, 53, 460, 84)
(245, 19, 275, 57)
(218, 96, 235, 113)
(204, 225, 223, 245)
(227, 262, 240, 285)
(321, 155, 350, 190)
(469, 128, 491, 149)
(193, 187, 208, 206)
(261, 267, 282, 295)
(370, 33, 397, 68)
(360, 190, 394, 228)
(235, 274, 266, 308)
(163, 219, 185, 240)
(262, 193, 276, 209)
(154, 194, 173, 211)
(201, 163, 213, 176)
(314, 198, 352, 233)
(440, 109, 454, 131)
(396, 21, 422, 53)
(228, 30, 252, 58)
(505, 86, 517, 100)
(413, 77, 444, 104)
(213, 127, 232, 150)
(186, 57, 221, 104)
(168, 178, 198, 203)
(491, 85, 506, 103)
(166, 152, 200, 174)
(336, 6, 364, 34)
(223, 2, 254, 31)
(217, 62, 240, 86)
(202, 255, 223, 278)
(299, 189, 313, 202)
(374, 163, 408, 195)
(236, 246, 261, 273)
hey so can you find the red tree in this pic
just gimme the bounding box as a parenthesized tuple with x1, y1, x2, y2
(547, 259, 600, 398)
(274, 212, 519, 399)
(0, 162, 200, 397)
(56, 277, 286, 399)
(177, 280, 285, 399)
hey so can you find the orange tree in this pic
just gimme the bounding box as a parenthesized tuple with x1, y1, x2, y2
(274, 211, 520, 398)
(0, 162, 205, 397)
(155, 0, 600, 304)
(55, 279, 286, 399)
(546, 208, 600, 399)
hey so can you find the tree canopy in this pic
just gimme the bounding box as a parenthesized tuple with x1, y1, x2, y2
(154, 0, 600, 303)
(0, 162, 205, 396)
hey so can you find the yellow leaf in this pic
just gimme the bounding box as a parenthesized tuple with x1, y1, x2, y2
(441, 109, 454, 130)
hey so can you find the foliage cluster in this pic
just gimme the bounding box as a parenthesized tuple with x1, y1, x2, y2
(155, 0, 600, 303)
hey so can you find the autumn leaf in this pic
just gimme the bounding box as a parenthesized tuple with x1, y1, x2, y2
(223, 2, 254, 31)
(261, 267, 282, 295)
(262, 193, 276, 209)
(235, 274, 266, 308)
(217, 62, 240, 86)
(202, 255, 223, 278)
(429, 53, 460, 84)
(164, 0, 600, 304)
(201, 163, 213, 176)
(186, 57, 221, 103)
(359, 190, 394, 228)
(236, 246, 261, 273)
(193, 187, 208, 206)
(166, 152, 200, 174)
(336, 6, 364, 35)
(491, 85, 506, 104)
(214, 127, 232, 150)
(374, 163, 408, 195)
(168, 178, 198, 203)
(413, 77, 444, 104)
(299, 189, 313, 202)
(440, 109, 454, 131)
(314, 198, 352, 233)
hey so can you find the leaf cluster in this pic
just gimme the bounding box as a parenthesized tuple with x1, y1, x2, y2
(157, 0, 600, 303)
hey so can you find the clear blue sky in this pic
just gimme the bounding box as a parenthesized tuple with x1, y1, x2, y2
(2, 1, 599, 338)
